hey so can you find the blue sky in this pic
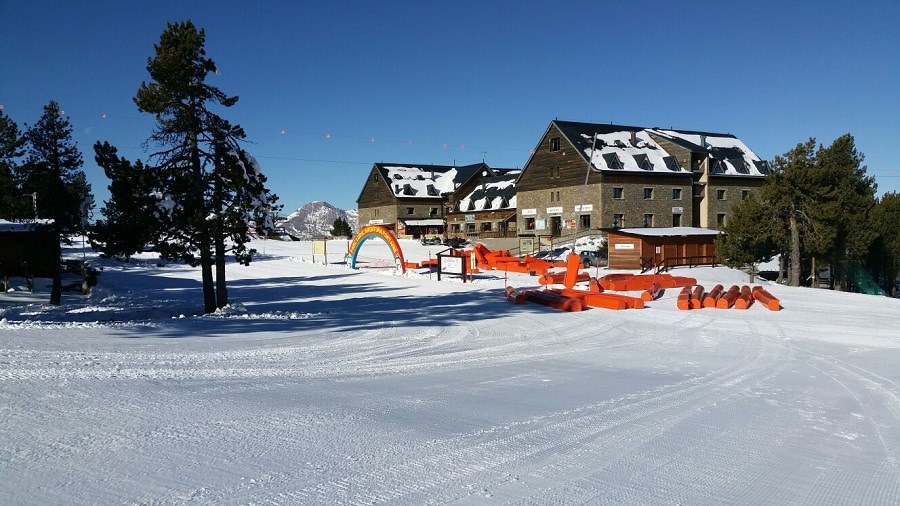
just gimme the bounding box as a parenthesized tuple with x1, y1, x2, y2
(1, 0, 898, 213)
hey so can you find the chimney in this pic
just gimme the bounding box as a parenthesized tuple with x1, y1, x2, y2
(700, 134, 707, 148)
(630, 131, 637, 146)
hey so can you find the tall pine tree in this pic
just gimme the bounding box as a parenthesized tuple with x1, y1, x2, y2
(0, 108, 27, 219)
(18, 100, 93, 230)
(132, 20, 277, 313)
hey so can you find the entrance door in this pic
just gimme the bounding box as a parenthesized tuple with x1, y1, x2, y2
(550, 216, 562, 237)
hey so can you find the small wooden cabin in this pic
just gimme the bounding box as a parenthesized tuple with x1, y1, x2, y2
(605, 227, 719, 270)
(0, 220, 62, 303)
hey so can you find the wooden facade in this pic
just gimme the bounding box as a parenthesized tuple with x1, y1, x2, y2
(606, 227, 719, 270)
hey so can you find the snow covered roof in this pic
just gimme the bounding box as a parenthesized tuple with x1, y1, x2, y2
(0, 219, 55, 232)
(374, 162, 510, 199)
(455, 170, 520, 212)
(551, 121, 768, 177)
(614, 226, 721, 237)
(649, 129, 771, 177)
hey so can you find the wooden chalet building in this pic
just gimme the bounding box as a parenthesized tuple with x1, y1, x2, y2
(516, 120, 771, 237)
(356, 162, 512, 239)
(447, 170, 520, 239)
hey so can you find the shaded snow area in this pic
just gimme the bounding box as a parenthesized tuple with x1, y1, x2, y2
(2, 239, 900, 504)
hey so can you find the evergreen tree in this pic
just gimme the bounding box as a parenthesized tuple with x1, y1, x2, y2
(18, 101, 93, 230)
(330, 217, 352, 238)
(90, 142, 160, 259)
(807, 134, 877, 290)
(0, 109, 27, 218)
(133, 20, 277, 313)
(766, 139, 818, 286)
(869, 192, 900, 294)
(715, 194, 778, 282)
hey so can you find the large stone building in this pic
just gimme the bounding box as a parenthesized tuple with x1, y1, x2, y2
(516, 120, 771, 237)
(356, 162, 513, 239)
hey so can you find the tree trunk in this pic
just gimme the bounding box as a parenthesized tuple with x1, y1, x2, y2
(789, 213, 801, 287)
(215, 232, 228, 308)
(777, 252, 785, 284)
(200, 238, 216, 314)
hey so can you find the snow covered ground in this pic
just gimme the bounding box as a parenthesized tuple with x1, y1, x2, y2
(2, 238, 899, 504)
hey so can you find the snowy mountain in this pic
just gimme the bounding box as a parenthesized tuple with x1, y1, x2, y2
(276, 201, 358, 240)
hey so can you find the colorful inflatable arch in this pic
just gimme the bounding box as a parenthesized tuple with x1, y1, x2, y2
(346, 225, 406, 273)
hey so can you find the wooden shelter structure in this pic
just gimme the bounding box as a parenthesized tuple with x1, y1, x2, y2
(0, 220, 62, 303)
(604, 227, 719, 272)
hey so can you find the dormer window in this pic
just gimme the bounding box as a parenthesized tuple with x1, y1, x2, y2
(426, 184, 439, 196)
(402, 183, 417, 196)
(603, 153, 623, 170)
(393, 174, 403, 180)
(753, 160, 771, 175)
(663, 156, 681, 172)
(710, 160, 727, 175)
(633, 154, 653, 171)
(729, 158, 750, 174)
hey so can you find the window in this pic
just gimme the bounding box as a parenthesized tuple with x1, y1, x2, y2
(550, 166, 560, 178)
(643, 188, 654, 200)
(717, 213, 726, 227)
(525, 217, 535, 230)
(672, 213, 682, 227)
(481, 222, 492, 232)
(550, 190, 560, 202)
(579, 214, 591, 230)
(445, 206, 452, 215)
(451, 224, 461, 233)
(556, 190, 560, 202)
(716, 189, 726, 200)
(550, 137, 561, 152)
(672, 188, 682, 200)
(613, 213, 624, 228)
(643, 214, 654, 227)
(429, 207, 439, 217)
(741, 189, 750, 201)
(613, 187, 624, 199)
(371, 173, 378, 182)
(406, 207, 415, 215)
(374, 208, 379, 217)
(466, 223, 476, 233)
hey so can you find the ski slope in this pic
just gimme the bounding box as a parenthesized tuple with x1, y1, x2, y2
(1, 239, 899, 504)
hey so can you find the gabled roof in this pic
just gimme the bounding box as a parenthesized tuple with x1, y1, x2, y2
(548, 120, 768, 177)
(455, 170, 520, 212)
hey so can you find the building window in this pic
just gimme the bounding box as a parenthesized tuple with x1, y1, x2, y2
(374, 208, 379, 217)
(406, 207, 415, 215)
(613, 213, 624, 228)
(643, 214, 654, 227)
(371, 173, 378, 183)
(466, 223, 476, 233)
(672, 188, 682, 200)
(481, 222, 492, 232)
(550, 137, 560, 152)
(550, 191, 555, 202)
(445, 206, 452, 214)
(525, 217, 535, 230)
(716, 189, 726, 200)
(672, 213, 682, 227)
(550, 166, 561, 178)
(643, 188, 654, 200)
(741, 189, 750, 201)
(613, 187, 624, 199)
(579, 214, 591, 230)
(429, 207, 439, 216)
(451, 224, 461, 233)
(717, 213, 726, 227)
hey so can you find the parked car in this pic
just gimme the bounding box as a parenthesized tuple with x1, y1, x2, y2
(579, 250, 607, 268)
(532, 247, 570, 261)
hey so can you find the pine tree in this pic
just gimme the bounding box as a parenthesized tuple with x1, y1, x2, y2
(868, 192, 900, 294)
(18, 100, 93, 230)
(330, 217, 352, 238)
(807, 134, 877, 290)
(0, 109, 27, 218)
(90, 142, 160, 259)
(715, 194, 778, 282)
(133, 20, 278, 313)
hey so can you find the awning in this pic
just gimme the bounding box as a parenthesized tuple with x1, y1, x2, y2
(402, 219, 445, 227)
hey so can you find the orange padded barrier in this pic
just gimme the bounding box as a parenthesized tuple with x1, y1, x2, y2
(716, 285, 740, 309)
(751, 286, 782, 311)
(703, 284, 724, 308)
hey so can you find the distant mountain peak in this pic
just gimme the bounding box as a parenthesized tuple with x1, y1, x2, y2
(276, 201, 358, 240)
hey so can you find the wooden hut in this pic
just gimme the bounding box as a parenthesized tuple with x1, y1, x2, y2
(605, 227, 719, 271)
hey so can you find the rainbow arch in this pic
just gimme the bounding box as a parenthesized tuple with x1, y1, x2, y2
(346, 225, 406, 273)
